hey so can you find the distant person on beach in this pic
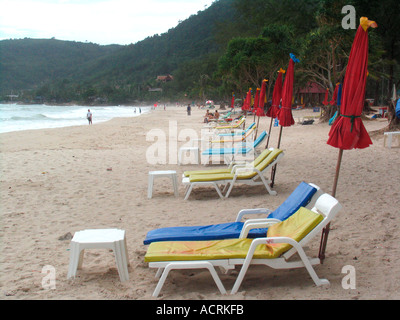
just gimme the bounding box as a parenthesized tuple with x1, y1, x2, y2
(204, 109, 210, 123)
(187, 104, 191, 116)
(214, 110, 220, 120)
(87, 109, 92, 125)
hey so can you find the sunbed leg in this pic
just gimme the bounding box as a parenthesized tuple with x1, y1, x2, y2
(225, 178, 237, 198)
(152, 262, 227, 297)
(213, 183, 225, 199)
(230, 240, 257, 294)
(261, 176, 277, 196)
(153, 265, 172, 297)
(184, 185, 194, 200)
(293, 243, 330, 287)
(155, 268, 164, 279)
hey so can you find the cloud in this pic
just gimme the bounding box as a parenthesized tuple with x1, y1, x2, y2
(0, 0, 214, 45)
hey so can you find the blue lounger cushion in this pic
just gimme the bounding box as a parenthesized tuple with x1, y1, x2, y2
(143, 181, 317, 244)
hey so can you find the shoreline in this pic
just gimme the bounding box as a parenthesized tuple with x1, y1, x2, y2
(0, 104, 153, 134)
(1, 106, 399, 300)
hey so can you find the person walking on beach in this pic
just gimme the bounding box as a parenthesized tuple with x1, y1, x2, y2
(87, 109, 92, 125)
(187, 104, 191, 116)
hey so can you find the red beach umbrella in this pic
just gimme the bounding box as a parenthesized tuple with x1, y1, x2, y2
(230, 92, 235, 110)
(277, 54, 298, 128)
(267, 69, 284, 119)
(258, 79, 268, 111)
(271, 54, 299, 187)
(253, 88, 266, 140)
(265, 69, 284, 148)
(242, 88, 252, 113)
(252, 88, 260, 114)
(329, 83, 340, 105)
(319, 17, 377, 263)
(322, 88, 329, 106)
(327, 18, 376, 151)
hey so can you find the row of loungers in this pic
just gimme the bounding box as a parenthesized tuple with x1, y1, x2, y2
(183, 147, 284, 199)
(143, 182, 342, 297)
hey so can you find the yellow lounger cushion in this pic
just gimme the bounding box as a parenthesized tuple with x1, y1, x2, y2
(144, 207, 323, 262)
(183, 149, 272, 177)
(188, 148, 283, 181)
(210, 126, 256, 143)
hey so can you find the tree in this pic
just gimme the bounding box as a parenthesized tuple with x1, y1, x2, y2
(218, 25, 296, 99)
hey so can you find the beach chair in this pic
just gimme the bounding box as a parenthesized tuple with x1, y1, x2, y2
(210, 124, 256, 144)
(202, 130, 268, 165)
(214, 116, 246, 131)
(144, 182, 322, 244)
(145, 193, 342, 297)
(217, 122, 255, 137)
(183, 147, 283, 199)
(183, 147, 272, 178)
(218, 111, 232, 122)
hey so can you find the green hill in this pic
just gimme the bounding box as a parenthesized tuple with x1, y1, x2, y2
(0, 38, 120, 92)
(0, 0, 236, 103)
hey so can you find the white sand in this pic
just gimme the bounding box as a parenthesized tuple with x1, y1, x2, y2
(1, 106, 399, 300)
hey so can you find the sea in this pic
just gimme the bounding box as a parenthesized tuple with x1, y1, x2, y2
(0, 104, 151, 134)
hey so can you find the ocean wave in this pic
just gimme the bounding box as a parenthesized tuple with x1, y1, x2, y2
(0, 104, 152, 133)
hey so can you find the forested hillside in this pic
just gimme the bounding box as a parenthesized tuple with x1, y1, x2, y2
(0, 0, 398, 106)
(0, 39, 120, 92)
(0, 0, 236, 104)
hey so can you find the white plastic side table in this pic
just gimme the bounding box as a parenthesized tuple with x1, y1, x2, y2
(148, 170, 178, 198)
(67, 229, 130, 282)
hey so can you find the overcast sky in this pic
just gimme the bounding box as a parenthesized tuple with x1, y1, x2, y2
(0, 0, 216, 45)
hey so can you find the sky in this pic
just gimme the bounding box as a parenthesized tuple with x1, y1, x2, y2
(0, 0, 216, 45)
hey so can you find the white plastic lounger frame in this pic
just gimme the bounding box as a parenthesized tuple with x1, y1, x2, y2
(182, 149, 284, 199)
(148, 193, 342, 297)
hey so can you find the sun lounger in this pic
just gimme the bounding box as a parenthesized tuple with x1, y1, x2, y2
(210, 124, 256, 144)
(217, 122, 256, 137)
(144, 182, 321, 244)
(201, 130, 268, 165)
(183, 147, 283, 199)
(214, 116, 246, 130)
(183, 148, 272, 177)
(145, 193, 342, 297)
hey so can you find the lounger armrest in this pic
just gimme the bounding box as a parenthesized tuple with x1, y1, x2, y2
(243, 218, 281, 228)
(230, 163, 249, 173)
(233, 167, 257, 175)
(246, 237, 302, 258)
(235, 208, 272, 222)
(239, 219, 282, 238)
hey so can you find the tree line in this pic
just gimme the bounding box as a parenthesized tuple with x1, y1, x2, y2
(0, 0, 398, 108)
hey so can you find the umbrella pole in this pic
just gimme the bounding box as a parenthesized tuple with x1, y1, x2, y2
(270, 126, 283, 188)
(319, 148, 343, 263)
(265, 117, 273, 149)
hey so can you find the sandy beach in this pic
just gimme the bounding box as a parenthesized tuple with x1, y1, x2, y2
(1, 106, 399, 300)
